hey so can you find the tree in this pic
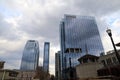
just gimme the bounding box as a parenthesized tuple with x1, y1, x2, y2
(34, 66, 50, 80)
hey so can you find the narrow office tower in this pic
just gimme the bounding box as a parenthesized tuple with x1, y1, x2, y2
(43, 42, 50, 72)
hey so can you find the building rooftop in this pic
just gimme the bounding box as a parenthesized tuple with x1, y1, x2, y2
(78, 54, 99, 64)
(116, 42, 120, 47)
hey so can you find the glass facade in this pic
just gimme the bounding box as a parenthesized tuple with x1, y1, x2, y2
(20, 40, 39, 71)
(43, 42, 50, 72)
(60, 15, 104, 69)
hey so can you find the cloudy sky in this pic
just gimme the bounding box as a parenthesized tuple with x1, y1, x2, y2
(0, 0, 120, 75)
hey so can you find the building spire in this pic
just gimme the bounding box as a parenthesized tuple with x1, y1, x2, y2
(85, 44, 88, 54)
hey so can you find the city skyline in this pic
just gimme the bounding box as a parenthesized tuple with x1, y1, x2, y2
(0, 0, 120, 75)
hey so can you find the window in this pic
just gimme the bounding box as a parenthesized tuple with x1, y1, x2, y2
(112, 57, 117, 64)
(9, 72, 17, 77)
(101, 60, 106, 66)
(70, 48, 74, 53)
(106, 58, 112, 65)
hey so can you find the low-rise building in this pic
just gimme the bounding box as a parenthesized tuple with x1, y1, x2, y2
(76, 54, 104, 80)
(0, 69, 18, 80)
(98, 50, 120, 78)
(99, 50, 120, 66)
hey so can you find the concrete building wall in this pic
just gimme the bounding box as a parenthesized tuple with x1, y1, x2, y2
(0, 69, 18, 80)
(76, 62, 103, 79)
(99, 50, 120, 66)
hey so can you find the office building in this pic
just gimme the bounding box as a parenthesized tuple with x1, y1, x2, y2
(55, 51, 61, 80)
(20, 40, 39, 71)
(60, 15, 104, 78)
(43, 42, 50, 72)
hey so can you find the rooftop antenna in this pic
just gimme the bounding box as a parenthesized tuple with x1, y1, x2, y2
(85, 44, 88, 55)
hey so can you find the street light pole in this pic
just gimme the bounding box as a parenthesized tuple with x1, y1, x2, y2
(106, 28, 120, 63)
(2, 70, 6, 80)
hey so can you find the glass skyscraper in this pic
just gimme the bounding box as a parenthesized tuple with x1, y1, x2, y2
(20, 40, 39, 71)
(60, 15, 104, 70)
(43, 42, 50, 72)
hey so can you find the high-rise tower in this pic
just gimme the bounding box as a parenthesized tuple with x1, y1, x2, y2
(60, 15, 104, 75)
(55, 51, 61, 80)
(20, 40, 39, 71)
(43, 42, 50, 72)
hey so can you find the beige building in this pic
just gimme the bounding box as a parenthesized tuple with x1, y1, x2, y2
(0, 69, 18, 80)
(99, 50, 120, 66)
(76, 62, 103, 79)
(76, 50, 120, 80)
(97, 50, 120, 78)
(0, 61, 19, 80)
(76, 54, 106, 80)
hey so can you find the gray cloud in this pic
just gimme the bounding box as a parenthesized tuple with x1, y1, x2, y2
(0, 13, 21, 40)
(15, 0, 120, 41)
(73, 0, 120, 16)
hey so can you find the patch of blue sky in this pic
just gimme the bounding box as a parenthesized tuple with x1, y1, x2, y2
(0, 5, 22, 19)
(105, 12, 120, 27)
(108, 18, 116, 25)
